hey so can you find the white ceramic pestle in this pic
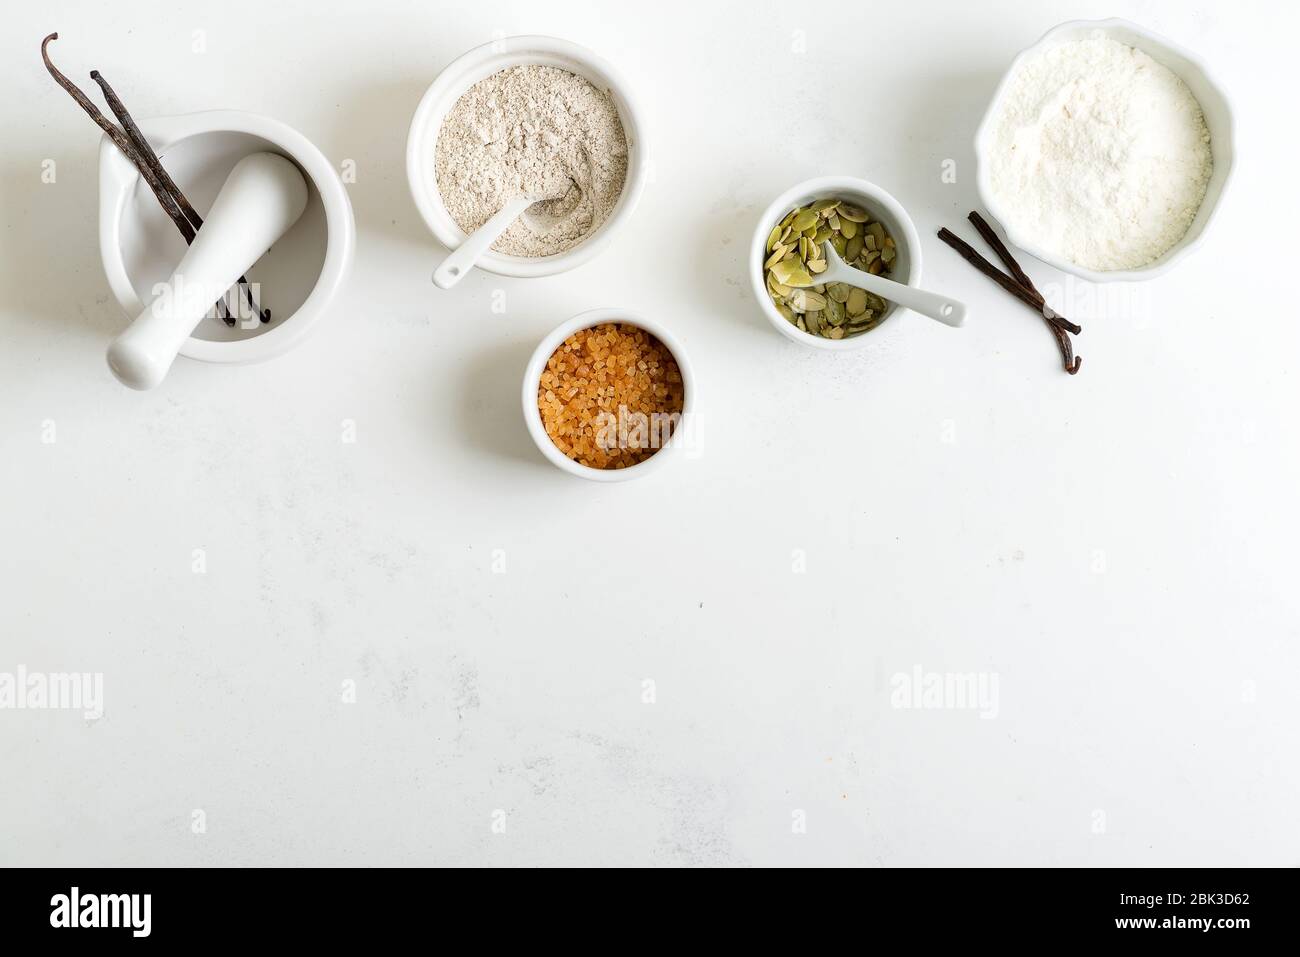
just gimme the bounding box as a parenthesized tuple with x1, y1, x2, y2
(107, 152, 309, 390)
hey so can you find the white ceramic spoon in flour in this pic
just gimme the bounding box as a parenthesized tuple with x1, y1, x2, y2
(432, 186, 573, 290)
(819, 240, 967, 327)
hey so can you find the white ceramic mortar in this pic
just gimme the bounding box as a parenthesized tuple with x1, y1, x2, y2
(99, 110, 354, 365)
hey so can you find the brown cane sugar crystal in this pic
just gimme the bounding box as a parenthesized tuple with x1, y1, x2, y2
(538, 323, 685, 469)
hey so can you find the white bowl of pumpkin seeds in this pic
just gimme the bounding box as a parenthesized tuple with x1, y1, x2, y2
(751, 176, 922, 350)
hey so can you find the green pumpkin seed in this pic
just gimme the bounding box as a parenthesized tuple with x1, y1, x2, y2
(772, 259, 815, 288)
(791, 209, 819, 232)
(769, 261, 811, 287)
(789, 289, 827, 312)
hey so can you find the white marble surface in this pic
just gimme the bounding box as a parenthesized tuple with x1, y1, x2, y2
(2, 0, 1296, 866)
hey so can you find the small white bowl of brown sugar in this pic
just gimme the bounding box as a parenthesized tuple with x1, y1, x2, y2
(407, 36, 648, 281)
(522, 309, 695, 482)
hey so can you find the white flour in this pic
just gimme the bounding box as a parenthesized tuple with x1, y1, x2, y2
(434, 65, 628, 258)
(988, 31, 1212, 271)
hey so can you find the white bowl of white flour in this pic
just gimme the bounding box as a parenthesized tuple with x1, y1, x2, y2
(975, 19, 1235, 282)
(407, 36, 648, 280)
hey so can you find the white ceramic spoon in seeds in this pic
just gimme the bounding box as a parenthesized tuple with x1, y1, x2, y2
(432, 184, 574, 290)
(819, 240, 967, 327)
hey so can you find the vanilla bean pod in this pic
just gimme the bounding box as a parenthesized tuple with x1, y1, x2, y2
(937, 226, 1081, 374)
(965, 212, 1081, 374)
(936, 228, 1078, 335)
(90, 69, 269, 324)
(41, 34, 237, 324)
(966, 212, 1080, 336)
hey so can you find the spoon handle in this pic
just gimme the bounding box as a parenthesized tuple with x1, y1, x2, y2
(871, 275, 967, 327)
(433, 195, 534, 290)
(821, 241, 967, 327)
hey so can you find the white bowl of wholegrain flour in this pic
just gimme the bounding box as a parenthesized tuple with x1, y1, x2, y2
(975, 19, 1235, 282)
(407, 36, 647, 279)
